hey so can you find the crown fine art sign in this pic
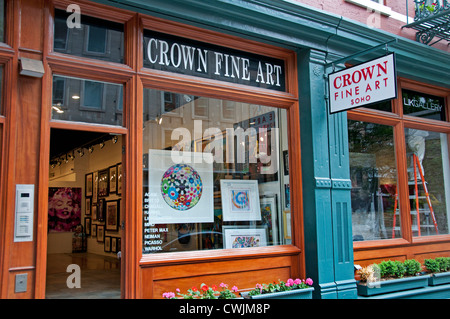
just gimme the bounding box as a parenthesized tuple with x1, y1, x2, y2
(328, 53, 397, 114)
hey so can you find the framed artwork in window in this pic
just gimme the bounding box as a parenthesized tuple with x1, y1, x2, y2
(220, 179, 261, 221)
(222, 226, 268, 249)
(147, 150, 214, 224)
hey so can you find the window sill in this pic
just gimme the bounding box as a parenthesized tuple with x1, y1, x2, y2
(139, 245, 301, 267)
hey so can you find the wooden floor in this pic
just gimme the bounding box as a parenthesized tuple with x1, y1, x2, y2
(46, 253, 121, 299)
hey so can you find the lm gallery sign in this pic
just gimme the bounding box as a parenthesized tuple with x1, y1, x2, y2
(329, 53, 397, 114)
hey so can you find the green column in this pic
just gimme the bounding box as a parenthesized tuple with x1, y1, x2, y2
(299, 49, 357, 299)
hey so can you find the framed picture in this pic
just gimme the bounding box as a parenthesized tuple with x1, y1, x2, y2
(147, 149, 214, 224)
(92, 203, 97, 220)
(85, 173, 93, 197)
(109, 165, 117, 194)
(85, 198, 91, 216)
(92, 224, 97, 237)
(84, 217, 91, 236)
(283, 150, 289, 176)
(48, 187, 82, 232)
(220, 179, 261, 221)
(117, 163, 122, 195)
(222, 226, 268, 249)
(259, 195, 278, 245)
(111, 237, 117, 253)
(97, 224, 104, 242)
(98, 169, 109, 197)
(284, 183, 290, 209)
(105, 200, 120, 231)
(104, 236, 111, 252)
(283, 210, 291, 240)
(93, 171, 98, 203)
(97, 198, 105, 222)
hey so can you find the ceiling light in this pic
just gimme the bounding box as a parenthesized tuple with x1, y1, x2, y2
(77, 148, 85, 157)
(88, 146, 94, 153)
(100, 142, 105, 149)
(72, 95, 80, 100)
(52, 105, 64, 113)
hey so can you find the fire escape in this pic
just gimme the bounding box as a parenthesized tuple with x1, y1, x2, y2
(403, 0, 450, 46)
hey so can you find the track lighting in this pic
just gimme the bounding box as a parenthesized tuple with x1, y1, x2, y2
(88, 146, 94, 153)
(77, 148, 85, 157)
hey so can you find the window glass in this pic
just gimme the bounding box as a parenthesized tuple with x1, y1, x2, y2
(142, 89, 291, 253)
(53, 9, 124, 64)
(405, 128, 450, 236)
(348, 120, 400, 241)
(402, 89, 446, 121)
(363, 100, 392, 112)
(51, 75, 123, 126)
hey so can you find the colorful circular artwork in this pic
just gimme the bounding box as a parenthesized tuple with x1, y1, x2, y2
(161, 164, 203, 211)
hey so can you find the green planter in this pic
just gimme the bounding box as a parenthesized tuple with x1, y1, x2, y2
(357, 275, 430, 297)
(241, 287, 314, 299)
(428, 272, 450, 286)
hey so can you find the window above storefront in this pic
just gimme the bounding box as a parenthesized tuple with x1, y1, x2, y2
(53, 9, 125, 64)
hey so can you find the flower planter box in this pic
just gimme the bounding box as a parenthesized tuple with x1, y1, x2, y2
(428, 272, 450, 286)
(241, 287, 314, 299)
(357, 275, 430, 297)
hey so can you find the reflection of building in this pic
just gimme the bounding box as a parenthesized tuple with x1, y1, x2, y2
(0, 0, 450, 300)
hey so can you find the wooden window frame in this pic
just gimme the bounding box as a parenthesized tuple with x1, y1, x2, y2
(137, 15, 302, 265)
(348, 77, 450, 251)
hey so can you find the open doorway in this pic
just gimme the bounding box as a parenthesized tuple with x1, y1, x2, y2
(46, 128, 123, 299)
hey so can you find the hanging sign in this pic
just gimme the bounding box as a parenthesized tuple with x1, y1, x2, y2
(328, 53, 397, 114)
(143, 30, 286, 92)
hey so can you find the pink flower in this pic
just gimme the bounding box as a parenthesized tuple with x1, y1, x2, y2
(162, 292, 175, 299)
(231, 286, 238, 292)
(176, 288, 180, 293)
(286, 278, 294, 287)
(294, 278, 302, 285)
(220, 282, 228, 289)
(305, 278, 313, 286)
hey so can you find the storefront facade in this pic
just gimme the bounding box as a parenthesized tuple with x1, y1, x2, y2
(0, 0, 449, 299)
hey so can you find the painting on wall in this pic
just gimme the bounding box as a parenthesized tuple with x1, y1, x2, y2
(147, 149, 214, 224)
(48, 187, 82, 232)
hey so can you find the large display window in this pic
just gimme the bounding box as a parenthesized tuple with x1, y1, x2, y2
(348, 81, 450, 243)
(142, 90, 291, 253)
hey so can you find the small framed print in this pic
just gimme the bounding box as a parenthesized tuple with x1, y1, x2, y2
(97, 198, 105, 222)
(85, 198, 91, 216)
(104, 236, 111, 252)
(85, 173, 93, 197)
(92, 224, 97, 237)
(222, 226, 268, 249)
(109, 165, 117, 194)
(111, 237, 117, 253)
(84, 217, 91, 236)
(105, 200, 120, 231)
(93, 171, 98, 203)
(97, 225, 104, 242)
(220, 179, 261, 221)
(260, 195, 278, 245)
(98, 169, 109, 197)
(92, 203, 98, 220)
(117, 163, 122, 195)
